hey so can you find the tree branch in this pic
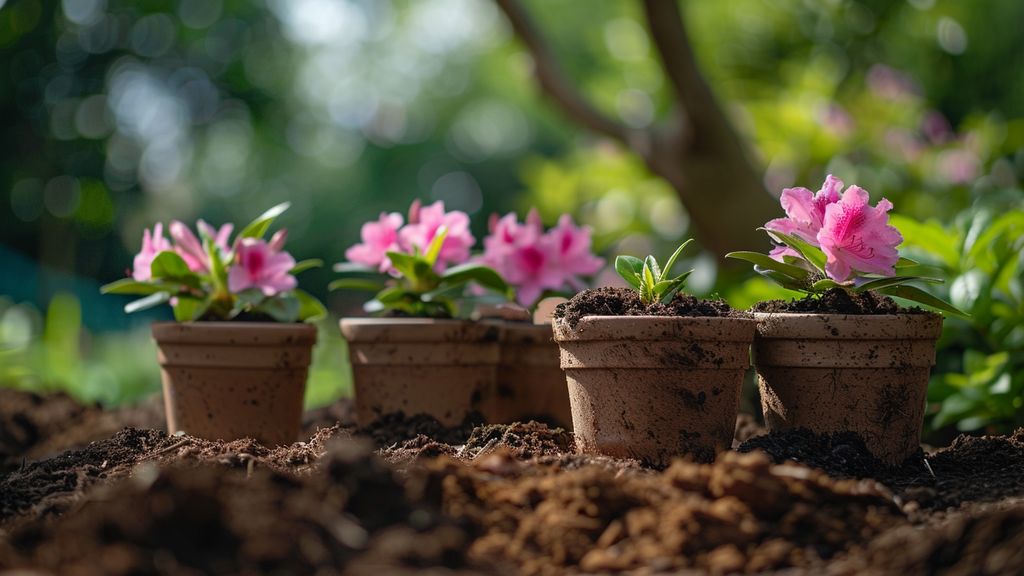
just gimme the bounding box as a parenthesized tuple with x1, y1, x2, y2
(640, 0, 733, 147)
(493, 0, 632, 144)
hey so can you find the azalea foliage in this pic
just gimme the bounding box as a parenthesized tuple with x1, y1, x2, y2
(332, 200, 508, 318)
(726, 175, 966, 317)
(100, 203, 326, 323)
(615, 239, 695, 305)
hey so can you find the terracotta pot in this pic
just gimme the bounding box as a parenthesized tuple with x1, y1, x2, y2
(752, 312, 943, 465)
(553, 316, 756, 466)
(340, 318, 501, 427)
(152, 322, 317, 446)
(488, 322, 572, 429)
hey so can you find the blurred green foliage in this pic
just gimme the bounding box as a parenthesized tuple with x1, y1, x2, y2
(0, 0, 1022, 430)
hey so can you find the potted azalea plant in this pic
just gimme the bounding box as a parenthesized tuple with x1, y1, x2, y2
(726, 175, 965, 465)
(101, 203, 326, 446)
(476, 209, 605, 429)
(552, 240, 756, 466)
(332, 200, 509, 427)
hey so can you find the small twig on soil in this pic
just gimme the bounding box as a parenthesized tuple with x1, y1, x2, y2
(923, 458, 936, 479)
(144, 439, 189, 460)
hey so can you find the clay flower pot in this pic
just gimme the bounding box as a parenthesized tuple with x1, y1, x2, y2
(553, 316, 756, 466)
(340, 318, 501, 427)
(753, 312, 943, 465)
(488, 322, 572, 429)
(152, 322, 317, 446)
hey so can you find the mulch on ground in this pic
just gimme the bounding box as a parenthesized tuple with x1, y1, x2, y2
(1, 390, 1023, 575)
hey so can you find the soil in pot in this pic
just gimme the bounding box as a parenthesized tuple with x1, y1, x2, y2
(340, 319, 501, 428)
(153, 322, 317, 447)
(751, 289, 942, 466)
(553, 288, 755, 467)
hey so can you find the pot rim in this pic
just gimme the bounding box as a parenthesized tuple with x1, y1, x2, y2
(752, 311, 943, 340)
(553, 314, 756, 343)
(152, 321, 317, 345)
(340, 316, 503, 343)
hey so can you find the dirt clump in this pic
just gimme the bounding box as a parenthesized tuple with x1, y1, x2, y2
(463, 421, 574, 458)
(360, 410, 484, 448)
(739, 427, 1024, 511)
(0, 440, 486, 576)
(828, 502, 1024, 575)
(0, 389, 164, 473)
(423, 450, 903, 575)
(0, 426, 345, 530)
(751, 287, 925, 315)
(554, 287, 738, 328)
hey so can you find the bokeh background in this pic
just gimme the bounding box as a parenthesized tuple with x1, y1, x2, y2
(1, 0, 1022, 435)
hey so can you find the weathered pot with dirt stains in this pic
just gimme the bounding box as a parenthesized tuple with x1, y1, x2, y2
(753, 312, 943, 465)
(340, 318, 501, 427)
(486, 322, 572, 429)
(153, 322, 317, 446)
(553, 315, 756, 466)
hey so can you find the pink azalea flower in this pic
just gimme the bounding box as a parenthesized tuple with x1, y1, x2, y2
(769, 245, 801, 262)
(817, 186, 903, 282)
(132, 223, 173, 281)
(228, 238, 297, 296)
(345, 212, 404, 274)
(398, 200, 474, 269)
(480, 210, 604, 306)
(170, 220, 234, 274)
(765, 175, 844, 245)
(547, 214, 605, 289)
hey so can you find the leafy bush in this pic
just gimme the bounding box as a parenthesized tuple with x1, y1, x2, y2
(893, 198, 1024, 432)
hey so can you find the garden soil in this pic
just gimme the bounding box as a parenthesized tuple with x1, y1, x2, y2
(751, 287, 927, 315)
(1, 390, 1023, 575)
(554, 286, 739, 328)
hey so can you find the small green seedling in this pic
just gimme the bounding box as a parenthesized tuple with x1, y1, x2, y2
(614, 239, 695, 305)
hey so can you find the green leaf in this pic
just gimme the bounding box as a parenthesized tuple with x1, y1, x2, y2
(150, 251, 193, 280)
(876, 285, 969, 317)
(234, 288, 266, 308)
(124, 292, 170, 314)
(294, 289, 327, 322)
(290, 259, 323, 275)
(614, 256, 644, 289)
(239, 202, 290, 239)
(642, 260, 656, 289)
(376, 286, 411, 305)
(172, 296, 210, 322)
(644, 255, 662, 281)
(761, 229, 827, 274)
(853, 276, 944, 293)
(725, 251, 810, 280)
(101, 278, 173, 296)
(333, 262, 377, 273)
(385, 251, 419, 280)
(440, 263, 508, 293)
(889, 215, 959, 269)
(424, 225, 448, 266)
(811, 279, 846, 291)
(328, 278, 384, 292)
(756, 268, 812, 292)
(896, 256, 920, 268)
(254, 294, 300, 323)
(661, 239, 693, 278)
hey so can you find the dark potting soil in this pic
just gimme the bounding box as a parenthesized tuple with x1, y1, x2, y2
(751, 287, 929, 315)
(738, 427, 1024, 511)
(554, 286, 738, 328)
(0, 388, 164, 474)
(5, 391, 1024, 575)
(358, 410, 485, 448)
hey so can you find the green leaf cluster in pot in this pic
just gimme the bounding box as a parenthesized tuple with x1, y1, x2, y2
(332, 226, 509, 318)
(614, 239, 695, 305)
